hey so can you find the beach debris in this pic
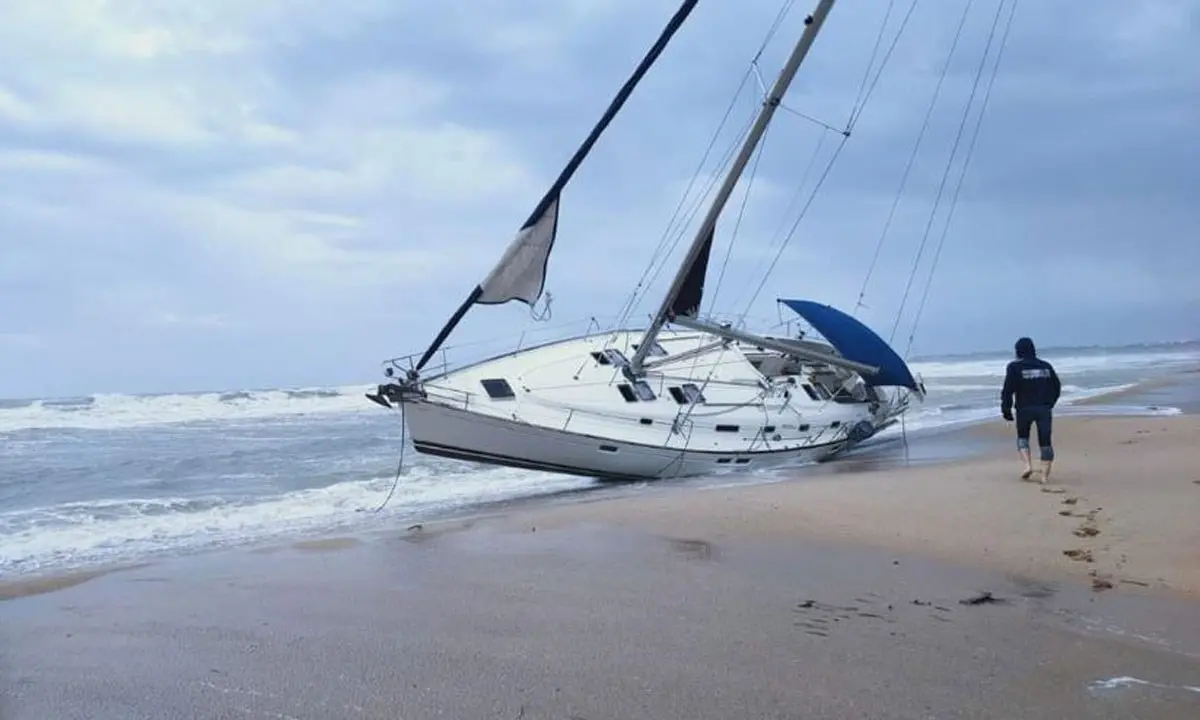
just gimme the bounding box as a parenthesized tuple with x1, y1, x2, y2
(406, 524, 423, 532)
(798, 599, 816, 609)
(668, 538, 714, 560)
(1120, 578, 1150, 587)
(1091, 577, 1114, 591)
(1040, 486, 1066, 494)
(1058, 510, 1074, 516)
(1064, 548, 1094, 562)
(911, 599, 930, 606)
(1062, 496, 1079, 505)
(959, 591, 1006, 606)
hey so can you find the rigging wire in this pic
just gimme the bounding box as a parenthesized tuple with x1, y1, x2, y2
(738, 132, 852, 318)
(611, 90, 756, 331)
(904, 0, 1019, 357)
(612, 0, 799, 329)
(726, 129, 829, 322)
(729, 0, 921, 325)
(707, 115, 774, 314)
(846, 0, 922, 133)
(846, 0, 898, 127)
(889, 0, 1006, 346)
(855, 0, 975, 319)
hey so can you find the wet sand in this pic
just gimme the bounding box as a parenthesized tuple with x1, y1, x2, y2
(3, 415, 1199, 718)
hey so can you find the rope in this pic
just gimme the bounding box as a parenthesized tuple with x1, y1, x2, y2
(530, 291, 553, 322)
(372, 397, 406, 513)
(904, 0, 1019, 357)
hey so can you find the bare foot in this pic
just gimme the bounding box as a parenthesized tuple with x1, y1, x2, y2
(1020, 467, 1034, 481)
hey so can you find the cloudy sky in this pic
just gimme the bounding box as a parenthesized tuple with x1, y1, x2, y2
(1, 0, 1195, 398)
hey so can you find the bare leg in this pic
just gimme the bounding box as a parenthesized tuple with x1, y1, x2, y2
(1036, 410, 1055, 484)
(1017, 439, 1033, 480)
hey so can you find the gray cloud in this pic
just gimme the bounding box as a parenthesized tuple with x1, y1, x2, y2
(0, 0, 1194, 397)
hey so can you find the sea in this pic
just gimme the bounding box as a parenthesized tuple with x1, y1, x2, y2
(2, 341, 1198, 578)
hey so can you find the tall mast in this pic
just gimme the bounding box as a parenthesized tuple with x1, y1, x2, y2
(629, 0, 837, 375)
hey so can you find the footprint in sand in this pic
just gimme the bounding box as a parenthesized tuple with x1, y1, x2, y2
(1064, 548, 1094, 562)
(1073, 525, 1100, 538)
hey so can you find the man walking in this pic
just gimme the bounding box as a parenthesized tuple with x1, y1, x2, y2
(1000, 337, 1062, 483)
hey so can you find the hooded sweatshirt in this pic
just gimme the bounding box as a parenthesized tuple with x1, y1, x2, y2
(1001, 337, 1061, 415)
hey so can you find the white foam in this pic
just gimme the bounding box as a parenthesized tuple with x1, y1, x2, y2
(0, 385, 378, 432)
(1087, 676, 1200, 694)
(911, 349, 1198, 381)
(0, 462, 594, 574)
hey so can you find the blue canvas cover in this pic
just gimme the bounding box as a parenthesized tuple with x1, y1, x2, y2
(778, 299, 919, 390)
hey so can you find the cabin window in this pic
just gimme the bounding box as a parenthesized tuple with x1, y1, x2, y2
(799, 424, 811, 432)
(830, 421, 841, 428)
(734, 458, 750, 465)
(715, 424, 739, 433)
(800, 384, 821, 401)
(591, 351, 610, 365)
(669, 382, 707, 405)
(761, 425, 776, 434)
(599, 444, 619, 453)
(480, 378, 515, 400)
(716, 457, 732, 464)
(617, 381, 656, 402)
(631, 380, 656, 402)
(603, 349, 629, 367)
(639, 418, 653, 425)
(812, 383, 833, 400)
(631, 341, 668, 357)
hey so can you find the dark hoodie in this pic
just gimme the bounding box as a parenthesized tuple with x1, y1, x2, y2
(1001, 337, 1061, 415)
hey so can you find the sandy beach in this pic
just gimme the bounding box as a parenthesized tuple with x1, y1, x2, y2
(3, 413, 1200, 718)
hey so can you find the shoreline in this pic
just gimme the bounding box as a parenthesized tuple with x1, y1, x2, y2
(4, 409, 1200, 717)
(2, 368, 1196, 597)
(3, 412, 1197, 602)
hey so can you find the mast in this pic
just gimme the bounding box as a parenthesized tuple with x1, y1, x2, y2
(412, 0, 700, 375)
(629, 0, 837, 375)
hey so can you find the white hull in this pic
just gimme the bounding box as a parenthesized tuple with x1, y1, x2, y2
(386, 329, 896, 481)
(404, 397, 850, 481)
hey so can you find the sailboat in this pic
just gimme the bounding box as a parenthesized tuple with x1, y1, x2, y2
(367, 0, 925, 481)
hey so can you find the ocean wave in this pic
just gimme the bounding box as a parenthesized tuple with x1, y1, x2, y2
(0, 385, 376, 432)
(911, 349, 1200, 381)
(0, 462, 592, 575)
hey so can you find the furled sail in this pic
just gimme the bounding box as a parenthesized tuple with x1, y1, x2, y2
(668, 224, 713, 318)
(477, 196, 560, 305)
